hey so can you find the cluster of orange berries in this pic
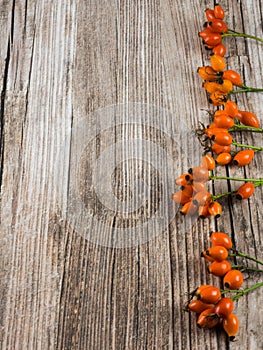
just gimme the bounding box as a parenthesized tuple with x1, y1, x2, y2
(173, 3, 263, 215)
(202, 232, 244, 287)
(186, 232, 244, 340)
(198, 4, 239, 106)
(198, 55, 243, 106)
(186, 231, 263, 341)
(181, 4, 263, 343)
(202, 99, 259, 166)
(198, 4, 263, 107)
(173, 156, 222, 218)
(194, 103, 261, 200)
(197, 4, 262, 200)
(197, 41, 261, 158)
(199, 4, 227, 51)
(173, 152, 258, 217)
(187, 286, 238, 341)
(198, 67, 261, 167)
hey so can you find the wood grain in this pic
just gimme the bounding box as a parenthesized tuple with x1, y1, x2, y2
(0, 0, 262, 349)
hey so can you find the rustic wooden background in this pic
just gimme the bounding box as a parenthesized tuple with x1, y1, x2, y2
(0, 0, 262, 349)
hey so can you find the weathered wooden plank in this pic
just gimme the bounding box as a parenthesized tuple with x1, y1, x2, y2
(0, 1, 262, 349)
(0, 1, 77, 349)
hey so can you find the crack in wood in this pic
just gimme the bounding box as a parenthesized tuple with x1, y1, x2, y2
(0, 0, 16, 193)
(0, 41, 11, 193)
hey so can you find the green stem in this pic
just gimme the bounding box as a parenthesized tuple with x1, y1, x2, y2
(220, 282, 263, 300)
(230, 86, 263, 94)
(210, 175, 263, 184)
(232, 282, 263, 301)
(223, 30, 263, 43)
(232, 142, 263, 151)
(211, 182, 263, 200)
(231, 265, 263, 273)
(229, 250, 263, 266)
(212, 191, 236, 200)
(220, 289, 239, 295)
(229, 124, 263, 133)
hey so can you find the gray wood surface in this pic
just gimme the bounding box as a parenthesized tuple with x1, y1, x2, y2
(0, 0, 262, 349)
